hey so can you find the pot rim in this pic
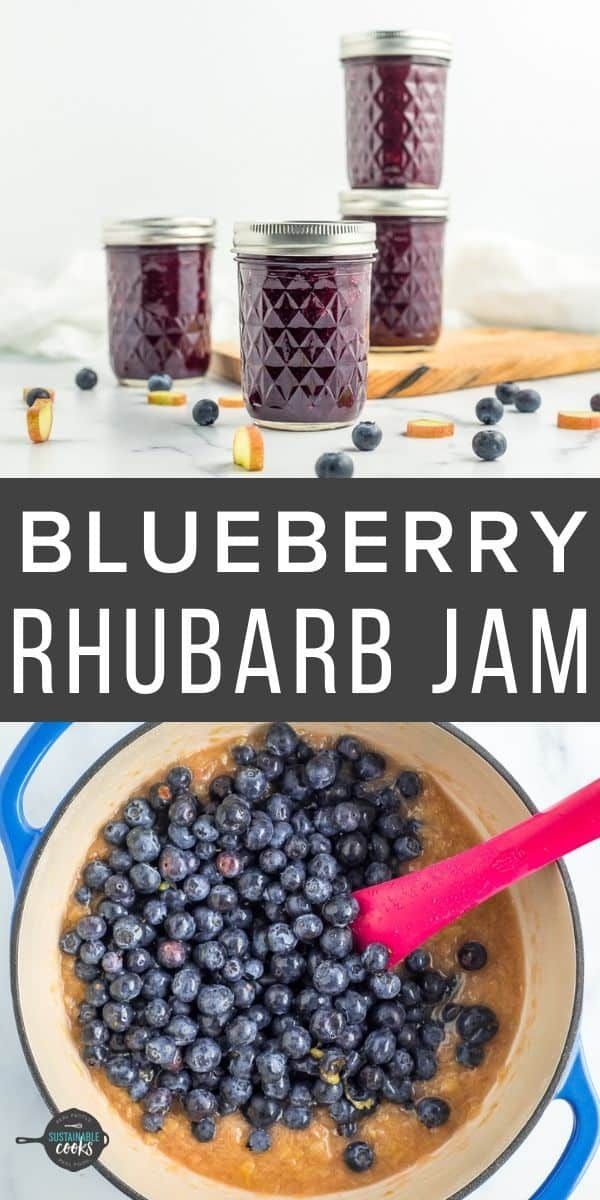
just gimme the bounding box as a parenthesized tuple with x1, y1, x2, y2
(9, 721, 584, 1200)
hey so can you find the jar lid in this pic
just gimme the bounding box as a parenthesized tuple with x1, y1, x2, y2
(340, 189, 450, 219)
(340, 30, 452, 62)
(103, 216, 216, 246)
(233, 220, 377, 258)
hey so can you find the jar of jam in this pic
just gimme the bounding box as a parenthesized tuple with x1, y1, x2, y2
(340, 30, 452, 189)
(103, 216, 216, 385)
(233, 221, 376, 430)
(340, 190, 448, 349)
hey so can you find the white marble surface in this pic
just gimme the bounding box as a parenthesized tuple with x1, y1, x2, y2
(2, 356, 600, 478)
(0, 722, 599, 1200)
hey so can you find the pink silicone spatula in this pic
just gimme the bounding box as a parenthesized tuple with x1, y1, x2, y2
(351, 778, 600, 966)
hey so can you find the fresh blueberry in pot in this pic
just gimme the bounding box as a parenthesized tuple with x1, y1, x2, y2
(124, 797, 154, 828)
(475, 396, 504, 425)
(192, 1117, 216, 1142)
(396, 770, 422, 800)
(352, 421, 382, 451)
(456, 1005, 499, 1045)
(306, 751, 338, 790)
(416, 1097, 450, 1128)
(315, 451, 354, 479)
(102, 1001, 133, 1032)
(458, 941, 488, 971)
(361, 943, 390, 973)
(76, 914, 107, 941)
(60, 929, 81, 955)
(148, 373, 172, 393)
(515, 388, 542, 413)
(591, 394, 600, 412)
(193, 399, 219, 426)
(472, 429, 507, 461)
(246, 1095, 282, 1128)
(247, 1128, 271, 1152)
(456, 1042, 485, 1069)
(83, 860, 111, 891)
(344, 1142, 375, 1172)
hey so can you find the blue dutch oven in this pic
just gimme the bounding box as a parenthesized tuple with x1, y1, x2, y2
(1, 722, 599, 1200)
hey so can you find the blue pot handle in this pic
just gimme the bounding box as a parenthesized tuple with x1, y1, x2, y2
(0, 722, 71, 891)
(530, 1049, 600, 1199)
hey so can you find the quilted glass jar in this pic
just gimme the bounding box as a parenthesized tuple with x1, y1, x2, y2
(233, 221, 376, 430)
(104, 216, 216, 385)
(341, 31, 451, 189)
(340, 190, 448, 348)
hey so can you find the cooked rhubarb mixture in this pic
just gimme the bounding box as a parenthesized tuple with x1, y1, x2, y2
(60, 724, 524, 1193)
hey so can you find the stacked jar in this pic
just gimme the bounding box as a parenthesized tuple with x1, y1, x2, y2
(339, 30, 451, 349)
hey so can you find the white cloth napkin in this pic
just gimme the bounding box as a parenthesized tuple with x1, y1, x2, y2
(445, 232, 600, 333)
(2, 235, 599, 361)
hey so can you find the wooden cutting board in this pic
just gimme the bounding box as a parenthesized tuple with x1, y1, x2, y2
(211, 327, 600, 400)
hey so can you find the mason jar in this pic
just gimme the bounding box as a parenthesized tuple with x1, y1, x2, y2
(103, 216, 216, 385)
(233, 220, 376, 430)
(341, 30, 452, 189)
(340, 189, 448, 349)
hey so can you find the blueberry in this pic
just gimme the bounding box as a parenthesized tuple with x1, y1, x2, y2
(148, 373, 172, 393)
(364, 1029, 396, 1065)
(142, 1113, 164, 1133)
(226, 1016, 257, 1047)
(25, 387, 51, 406)
(129, 865, 161, 896)
(283, 1103, 312, 1129)
(472, 429, 507, 461)
(159, 845, 188, 883)
(234, 766, 268, 804)
(198, 985, 235, 1018)
(110, 973, 143, 1002)
(106, 1055, 136, 1088)
(416, 1097, 450, 1128)
(319, 927, 353, 959)
(591, 394, 600, 412)
(246, 1095, 282, 1128)
(145, 998, 171, 1028)
(185, 1038, 222, 1072)
(352, 421, 382, 451)
(60, 929, 81, 955)
(83, 860, 111, 891)
(157, 939, 188, 969)
(172, 966, 201, 1002)
(310, 1007, 345, 1043)
(456, 1005, 499, 1045)
(267, 923, 297, 953)
(458, 941, 488, 971)
(336, 990, 369, 1024)
(405, 948, 430, 974)
(142, 969, 170, 999)
(75, 367, 98, 390)
(420, 1021, 445, 1050)
(76, 914, 108, 941)
(103, 1001, 133, 1032)
(344, 1142, 375, 1172)
(397, 770, 422, 800)
(247, 1128, 271, 1152)
(315, 451, 354, 479)
(420, 970, 447, 1002)
(515, 388, 542, 413)
(143, 1086, 172, 1116)
(255, 751, 283, 780)
(216, 797, 252, 835)
(265, 722, 299, 757)
(394, 835, 422, 862)
(124, 797, 154, 828)
(245, 813, 274, 850)
(192, 1117, 216, 1142)
(495, 381, 520, 405)
(186, 1088, 217, 1119)
(169, 793, 197, 825)
(370, 972, 401, 1000)
(193, 399, 219, 426)
(314, 961, 349, 996)
(476, 396, 504, 425)
(456, 1042, 485, 1069)
(361, 943, 390, 973)
(356, 751, 386, 781)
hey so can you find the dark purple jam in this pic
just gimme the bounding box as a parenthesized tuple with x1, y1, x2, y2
(368, 216, 445, 348)
(344, 57, 448, 188)
(106, 243, 212, 383)
(236, 255, 373, 428)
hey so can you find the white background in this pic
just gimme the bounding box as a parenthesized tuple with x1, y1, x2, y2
(4, 0, 600, 292)
(0, 722, 599, 1199)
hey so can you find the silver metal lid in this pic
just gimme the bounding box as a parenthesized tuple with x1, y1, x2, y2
(233, 220, 377, 258)
(103, 216, 216, 247)
(340, 189, 449, 219)
(340, 30, 452, 62)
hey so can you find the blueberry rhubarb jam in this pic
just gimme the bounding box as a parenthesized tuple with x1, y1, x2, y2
(341, 31, 451, 189)
(341, 191, 448, 349)
(104, 217, 216, 386)
(233, 221, 376, 430)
